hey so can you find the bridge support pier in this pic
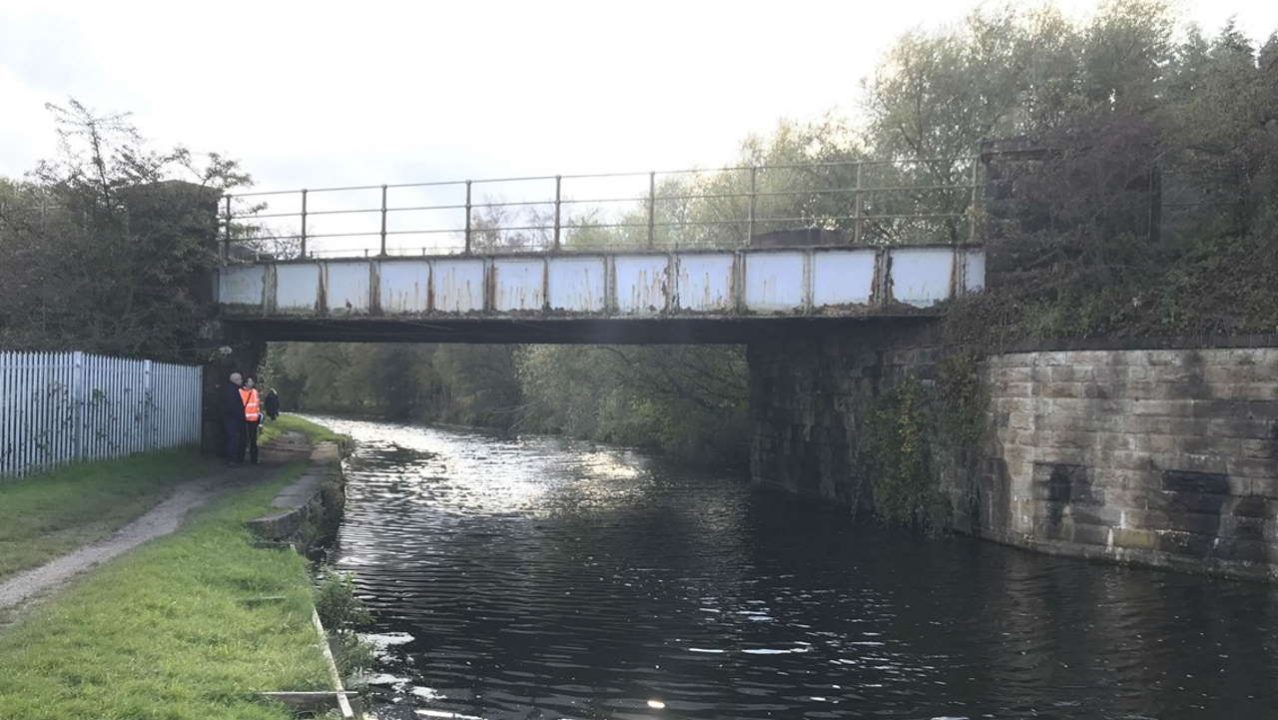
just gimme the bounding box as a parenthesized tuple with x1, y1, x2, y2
(746, 318, 980, 529)
(198, 319, 266, 455)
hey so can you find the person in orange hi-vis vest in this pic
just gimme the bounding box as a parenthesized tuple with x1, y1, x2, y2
(239, 377, 263, 465)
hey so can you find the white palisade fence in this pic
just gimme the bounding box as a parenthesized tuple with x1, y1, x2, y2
(0, 351, 203, 479)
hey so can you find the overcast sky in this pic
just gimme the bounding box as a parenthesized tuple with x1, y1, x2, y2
(3, 0, 1277, 193)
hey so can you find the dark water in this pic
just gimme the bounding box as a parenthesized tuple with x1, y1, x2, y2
(319, 416, 1278, 720)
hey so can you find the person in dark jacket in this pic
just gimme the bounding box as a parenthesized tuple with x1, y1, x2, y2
(221, 371, 245, 466)
(264, 388, 281, 422)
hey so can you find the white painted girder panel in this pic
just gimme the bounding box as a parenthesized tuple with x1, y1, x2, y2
(547, 256, 606, 312)
(218, 265, 265, 307)
(614, 255, 669, 315)
(433, 259, 486, 313)
(220, 245, 985, 318)
(493, 258, 545, 312)
(325, 262, 371, 315)
(676, 254, 734, 313)
(812, 250, 876, 308)
(890, 247, 954, 307)
(275, 263, 322, 312)
(744, 252, 805, 313)
(379, 261, 431, 314)
(964, 250, 986, 294)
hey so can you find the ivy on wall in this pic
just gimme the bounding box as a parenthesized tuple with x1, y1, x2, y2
(861, 353, 989, 534)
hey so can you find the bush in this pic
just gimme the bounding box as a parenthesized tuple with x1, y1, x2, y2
(314, 570, 372, 633)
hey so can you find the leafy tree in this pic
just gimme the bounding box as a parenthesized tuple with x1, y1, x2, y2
(0, 100, 252, 361)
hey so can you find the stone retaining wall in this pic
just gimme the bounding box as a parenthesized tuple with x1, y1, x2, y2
(246, 438, 346, 552)
(748, 321, 939, 507)
(984, 347, 1278, 580)
(749, 333, 1278, 580)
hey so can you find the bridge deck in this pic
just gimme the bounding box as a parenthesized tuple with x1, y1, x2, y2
(217, 245, 983, 343)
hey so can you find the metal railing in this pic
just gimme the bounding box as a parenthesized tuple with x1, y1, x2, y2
(220, 158, 983, 262)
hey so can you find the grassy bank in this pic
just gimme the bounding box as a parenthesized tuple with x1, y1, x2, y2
(260, 414, 347, 447)
(0, 463, 331, 720)
(0, 449, 215, 581)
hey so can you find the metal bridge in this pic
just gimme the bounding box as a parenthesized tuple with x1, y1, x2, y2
(215, 159, 985, 343)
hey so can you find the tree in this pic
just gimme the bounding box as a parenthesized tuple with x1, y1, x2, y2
(0, 99, 254, 362)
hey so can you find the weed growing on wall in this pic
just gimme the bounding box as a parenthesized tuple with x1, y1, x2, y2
(935, 352, 990, 530)
(862, 356, 989, 534)
(864, 376, 949, 533)
(936, 352, 988, 451)
(315, 570, 376, 676)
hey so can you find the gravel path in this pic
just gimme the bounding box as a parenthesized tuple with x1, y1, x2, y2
(0, 465, 271, 612)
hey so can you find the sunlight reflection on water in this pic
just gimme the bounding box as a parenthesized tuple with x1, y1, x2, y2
(313, 415, 1278, 720)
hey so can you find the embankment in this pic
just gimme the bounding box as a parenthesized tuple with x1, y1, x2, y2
(0, 419, 356, 719)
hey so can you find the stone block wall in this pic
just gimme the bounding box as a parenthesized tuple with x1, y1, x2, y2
(748, 320, 941, 510)
(983, 347, 1278, 580)
(750, 332, 1278, 581)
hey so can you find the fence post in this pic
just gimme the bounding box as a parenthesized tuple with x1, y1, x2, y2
(71, 351, 84, 461)
(380, 184, 389, 257)
(464, 180, 473, 254)
(647, 171, 656, 249)
(746, 166, 757, 247)
(299, 189, 308, 259)
(553, 175, 562, 252)
(143, 360, 153, 451)
(195, 365, 204, 447)
(854, 162, 864, 245)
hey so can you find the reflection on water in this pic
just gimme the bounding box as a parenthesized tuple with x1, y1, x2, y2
(316, 416, 1278, 720)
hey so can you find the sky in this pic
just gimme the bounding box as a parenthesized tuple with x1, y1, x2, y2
(2, 0, 1276, 196)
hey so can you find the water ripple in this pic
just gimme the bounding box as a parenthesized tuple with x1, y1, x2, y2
(311, 416, 1278, 720)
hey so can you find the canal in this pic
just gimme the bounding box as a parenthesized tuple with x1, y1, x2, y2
(317, 417, 1278, 720)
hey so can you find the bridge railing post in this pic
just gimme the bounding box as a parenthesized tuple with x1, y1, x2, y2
(379, 184, 388, 257)
(299, 188, 308, 259)
(464, 180, 472, 254)
(223, 195, 232, 262)
(853, 161, 864, 245)
(553, 175, 562, 252)
(647, 171, 656, 249)
(968, 158, 979, 245)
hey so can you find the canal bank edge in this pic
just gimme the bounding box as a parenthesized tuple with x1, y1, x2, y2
(245, 422, 367, 718)
(749, 327, 1278, 583)
(245, 433, 347, 553)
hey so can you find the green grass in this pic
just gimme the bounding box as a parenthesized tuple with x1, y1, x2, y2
(259, 414, 344, 446)
(0, 450, 216, 581)
(0, 464, 331, 720)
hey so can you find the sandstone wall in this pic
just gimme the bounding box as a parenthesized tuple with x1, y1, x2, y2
(984, 347, 1278, 580)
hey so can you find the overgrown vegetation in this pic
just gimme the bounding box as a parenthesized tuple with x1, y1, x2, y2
(863, 377, 948, 532)
(0, 464, 331, 720)
(0, 100, 252, 363)
(262, 342, 750, 465)
(0, 449, 214, 580)
(859, 356, 990, 534)
(314, 570, 376, 676)
(845, 0, 1278, 531)
(934, 352, 989, 452)
(902, 3, 1278, 343)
